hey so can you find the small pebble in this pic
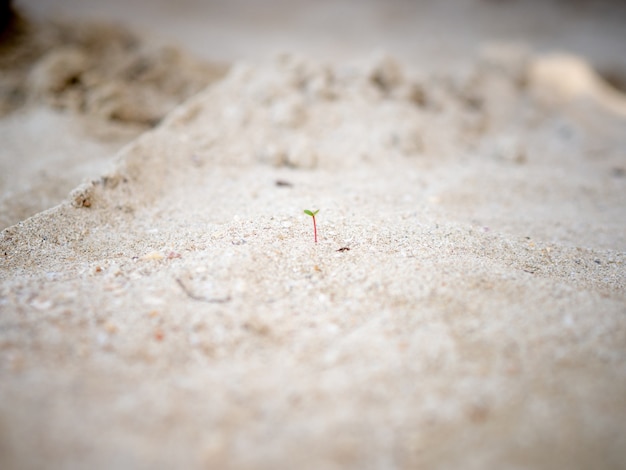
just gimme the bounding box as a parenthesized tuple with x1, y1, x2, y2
(31, 298, 53, 311)
(141, 251, 164, 261)
(104, 321, 118, 334)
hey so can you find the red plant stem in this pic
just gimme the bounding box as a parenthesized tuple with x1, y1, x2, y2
(313, 215, 318, 243)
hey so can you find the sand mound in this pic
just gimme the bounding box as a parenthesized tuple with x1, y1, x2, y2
(0, 15, 226, 123)
(0, 16, 227, 230)
(1, 43, 626, 469)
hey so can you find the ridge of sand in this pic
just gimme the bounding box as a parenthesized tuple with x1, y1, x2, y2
(0, 16, 227, 230)
(1, 50, 626, 469)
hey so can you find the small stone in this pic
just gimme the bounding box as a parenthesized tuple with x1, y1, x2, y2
(141, 251, 164, 261)
(31, 298, 53, 311)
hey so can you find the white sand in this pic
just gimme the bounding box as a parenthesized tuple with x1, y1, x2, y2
(1, 2, 626, 469)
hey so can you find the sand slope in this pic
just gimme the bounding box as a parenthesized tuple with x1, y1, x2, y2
(0, 15, 226, 229)
(1, 31, 626, 470)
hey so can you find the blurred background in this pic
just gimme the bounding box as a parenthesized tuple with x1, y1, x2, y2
(15, 0, 626, 70)
(2, 0, 626, 229)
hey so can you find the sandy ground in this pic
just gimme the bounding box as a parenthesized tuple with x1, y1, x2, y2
(1, 1, 626, 469)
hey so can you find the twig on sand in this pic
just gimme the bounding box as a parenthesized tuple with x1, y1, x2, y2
(175, 278, 231, 303)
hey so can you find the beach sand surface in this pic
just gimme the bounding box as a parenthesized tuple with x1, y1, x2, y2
(1, 1, 626, 469)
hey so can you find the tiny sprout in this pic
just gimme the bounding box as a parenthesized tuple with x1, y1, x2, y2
(304, 209, 319, 243)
